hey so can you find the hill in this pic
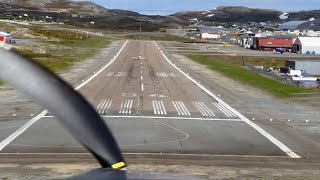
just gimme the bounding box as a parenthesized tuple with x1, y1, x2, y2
(172, 6, 320, 23)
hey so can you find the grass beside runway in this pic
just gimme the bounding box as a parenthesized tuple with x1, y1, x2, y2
(11, 27, 111, 72)
(189, 55, 318, 98)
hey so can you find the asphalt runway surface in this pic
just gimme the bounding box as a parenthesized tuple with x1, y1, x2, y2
(0, 40, 301, 162)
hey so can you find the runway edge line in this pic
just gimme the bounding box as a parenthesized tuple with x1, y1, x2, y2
(154, 41, 301, 159)
(0, 40, 129, 152)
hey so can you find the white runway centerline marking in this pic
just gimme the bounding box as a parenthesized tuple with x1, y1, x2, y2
(141, 83, 144, 92)
(172, 101, 191, 116)
(155, 41, 301, 159)
(193, 102, 215, 117)
(212, 102, 237, 118)
(0, 40, 129, 152)
(119, 100, 133, 114)
(152, 101, 167, 115)
(141, 76, 143, 80)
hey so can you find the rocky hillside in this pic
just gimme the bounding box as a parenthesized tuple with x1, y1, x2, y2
(172, 6, 320, 23)
(0, 0, 171, 31)
(0, 0, 110, 15)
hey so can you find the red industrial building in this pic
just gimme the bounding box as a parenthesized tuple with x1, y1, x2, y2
(253, 36, 293, 51)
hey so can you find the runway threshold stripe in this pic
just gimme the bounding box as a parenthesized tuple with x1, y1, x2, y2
(160, 101, 167, 115)
(173, 101, 190, 116)
(212, 102, 232, 117)
(172, 101, 182, 115)
(43, 115, 242, 121)
(200, 102, 215, 116)
(193, 102, 206, 116)
(215, 103, 237, 117)
(96, 99, 105, 113)
(98, 99, 107, 114)
(155, 41, 301, 159)
(101, 100, 112, 114)
(179, 101, 191, 115)
(153, 101, 166, 115)
(152, 101, 157, 114)
(0, 40, 129, 153)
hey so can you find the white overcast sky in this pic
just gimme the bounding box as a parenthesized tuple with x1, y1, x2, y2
(78, 0, 319, 15)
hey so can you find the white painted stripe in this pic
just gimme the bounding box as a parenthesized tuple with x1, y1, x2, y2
(141, 84, 144, 92)
(193, 102, 207, 116)
(153, 101, 166, 115)
(212, 102, 231, 117)
(119, 100, 125, 114)
(141, 76, 143, 80)
(102, 100, 111, 114)
(215, 102, 237, 117)
(160, 101, 167, 115)
(175, 101, 186, 116)
(128, 100, 133, 114)
(0, 110, 48, 151)
(221, 104, 237, 117)
(102, 115, 242, 121)
(156, 41, 300, 158)
(177, 101, 187, 115)
(197, 102, 209, 116)
(98, 99, 107, 114)
(96, 99, 105, 111)
(157, 101, 163, 115)
(0, 41, 129, 152)
(179, 101, 191, 116)
(124, 100, 130, 114)
(172, 101, 181, 115)
(76, 40, 128, 90)
(43, 115, 243, 122)
(154, 101, 160, 114)
(198, 102, 211, 116)
(200, 102, 215, 116)
(107, 100, 112, 109)
(152, 101, 157, 114)
(141, 70, 143, 74)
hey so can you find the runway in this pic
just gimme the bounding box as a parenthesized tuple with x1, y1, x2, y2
(0, 40, 300, 162)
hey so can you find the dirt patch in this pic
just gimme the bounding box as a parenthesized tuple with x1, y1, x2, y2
(0, 163, 319, 179)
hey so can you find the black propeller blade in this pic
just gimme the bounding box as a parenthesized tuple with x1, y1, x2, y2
(0, 48, 126, 170)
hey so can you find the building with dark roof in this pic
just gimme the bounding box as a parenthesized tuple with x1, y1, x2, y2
(278, 21, 308, 30)
(279, 21, 320, 36)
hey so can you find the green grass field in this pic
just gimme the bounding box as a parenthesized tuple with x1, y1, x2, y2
(189, 55, 318, 98)
(212, 55, 320, 69)
(13, 31, 110, 72)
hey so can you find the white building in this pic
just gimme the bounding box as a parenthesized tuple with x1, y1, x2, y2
(292, 37, 320, 54)
(201, 33, 220, 40)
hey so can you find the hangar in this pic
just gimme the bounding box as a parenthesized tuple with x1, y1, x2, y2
(292, 37, 320, 54)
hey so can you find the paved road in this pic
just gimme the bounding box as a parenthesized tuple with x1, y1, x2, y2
(0, 40, 300, 162)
